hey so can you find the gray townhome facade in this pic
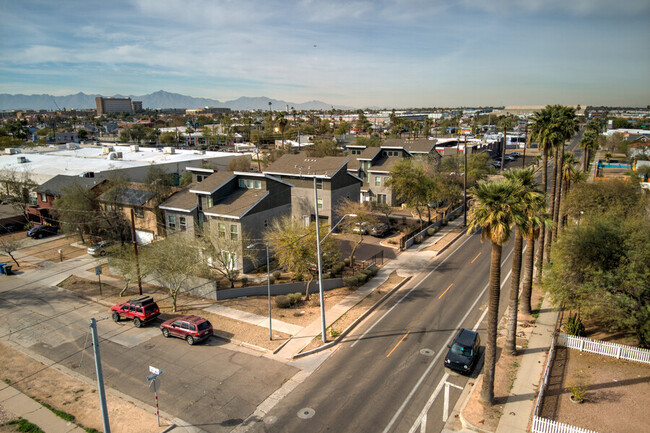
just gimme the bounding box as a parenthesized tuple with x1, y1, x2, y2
(263, 154, 362, 227)
(347, 138, 441, 205)
(160, 169, 292, 272)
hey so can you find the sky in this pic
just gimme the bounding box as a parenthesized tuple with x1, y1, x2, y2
(1, 0, 649, 108)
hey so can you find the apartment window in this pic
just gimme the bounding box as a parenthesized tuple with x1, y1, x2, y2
(384, 176, 390, 184)
(40, 193, 47, 202)
(239, 179, 246, 188)
(134, 207, 144, 218)
(222, 251, 237, 270)
(316, 179, 323, 189)
(230, 224, 238, 241)
(376, 194, 387, 204)
(179, 216, 187, 231)
(168, 215, 176, 230)
(264, 219, 268, 228)
(254, 180, 262, 189)
(317, 198, 323, 209)
(197, 174, 206, 182)
(218, 222, 226, 238)
(374, 176, 381, 186)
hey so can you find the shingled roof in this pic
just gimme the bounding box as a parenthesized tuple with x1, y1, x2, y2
(264, 154, 350, 178)
(382, 138, 438, 153)
(189, 171, 236, 195)
(203, 188, 268, 219)
(159, 187, 198, 212)
(36, 175, 102, 196)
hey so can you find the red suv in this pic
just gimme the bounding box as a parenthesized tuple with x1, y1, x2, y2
(111, 296, 160, 327)
(160, 315, 213, 345)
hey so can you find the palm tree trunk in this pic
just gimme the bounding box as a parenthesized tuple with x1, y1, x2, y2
(582, 148, 588, 173)
(534, 149, 548, 282)
(544, 146, 559, 263)
(521, 234, 535, 315)
(552, 144, 564, 241)
(481, 242, 502, 405)
(506, 228, 522, 355)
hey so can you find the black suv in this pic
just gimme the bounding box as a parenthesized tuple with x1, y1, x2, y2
(444, 328, 481, 374)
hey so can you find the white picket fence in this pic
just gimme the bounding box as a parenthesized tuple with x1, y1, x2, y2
(532, 416, 599, 433)
(556, 333, 650, 364)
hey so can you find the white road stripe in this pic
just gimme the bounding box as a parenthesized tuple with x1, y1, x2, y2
(350, 233, 475, 348)
(389, 247, 515, 433)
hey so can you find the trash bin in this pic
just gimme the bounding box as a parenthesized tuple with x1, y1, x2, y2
(4, 265, 12, 275)
(0, 263, 6, 275)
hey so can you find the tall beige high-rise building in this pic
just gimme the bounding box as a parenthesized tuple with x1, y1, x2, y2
(95, 97, 142, 115)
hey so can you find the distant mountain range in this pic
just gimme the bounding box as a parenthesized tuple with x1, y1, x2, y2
(0, 90, 353, 112)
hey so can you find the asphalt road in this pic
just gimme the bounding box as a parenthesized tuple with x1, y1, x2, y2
(0, 262, 299, 433)
(248, 229, 517, 433)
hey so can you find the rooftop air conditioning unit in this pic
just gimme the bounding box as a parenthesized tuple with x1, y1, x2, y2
(163, 147, 175, 154)
(4, 148, 18, 155)
(130, 145, 139, 152)
(17, 156, 27, 163)
(108, 152, 122, 160)
(103, 146, 114, 154)
(66, 142, 79, 150)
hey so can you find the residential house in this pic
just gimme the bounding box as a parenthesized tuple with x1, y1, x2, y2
(29, 175, 105, 225)
(263, 154, 361, 226)
(346, 138, 441, 205)
(98, 182, 172, 244)
(161, 170, 293, 272)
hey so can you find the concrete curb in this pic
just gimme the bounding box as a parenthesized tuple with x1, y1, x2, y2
(293, 275, 413, 359)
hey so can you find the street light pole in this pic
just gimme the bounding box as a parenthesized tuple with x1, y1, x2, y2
(463, 134, 468, 227)
(314, 177, 327, 343)
(247, 241, 272, 340)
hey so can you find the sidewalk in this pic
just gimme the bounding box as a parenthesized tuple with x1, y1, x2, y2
(270, 216, 467, 361)
(494, 296, 558, 433)
(0, 384, 86, 433)
(445, 295, 559, 433)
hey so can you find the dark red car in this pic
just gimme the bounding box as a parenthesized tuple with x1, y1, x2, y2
(110, 296, 160, 327)
(160, 315, 213, 345)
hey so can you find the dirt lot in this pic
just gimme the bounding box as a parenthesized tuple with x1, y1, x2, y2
(541, 348, 649, 433)
(462, 285, 545, 431)
(0, 234, 88, 273)
(0, 342, 164, 433)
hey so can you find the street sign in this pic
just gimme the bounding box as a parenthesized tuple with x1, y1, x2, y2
(149, 366, 160, 375)
(95, 266, 102, 275)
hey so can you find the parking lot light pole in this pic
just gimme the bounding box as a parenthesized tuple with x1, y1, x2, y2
(248, 241, 272, 340)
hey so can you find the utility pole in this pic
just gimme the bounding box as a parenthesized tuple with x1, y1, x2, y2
(313, 177, 327, 343)
(501, 123, 507, 171)
(522, 121, 528, 168)
(90, 318, 111, 433)
(130, 209, 143, 295)
(463, 135, 468, 227)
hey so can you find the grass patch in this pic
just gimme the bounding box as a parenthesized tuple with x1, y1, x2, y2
(4, 418, 45, 433)
(31, 398, 75, 423)
(85, 428, 101, 433)
(3, 378, 11, 385)
(531, 296, 544, 319)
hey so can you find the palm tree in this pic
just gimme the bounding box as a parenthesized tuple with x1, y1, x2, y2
(467, 179, 523, 404)
(528, 106, 554, 282)
(579, 129, 598, 172)
(559, 153, 581, 229)
(277, 114, 289, 149)
(550, 106, 578, 244)
(503, 169, 544, 355)
(520, 202, 548, 316)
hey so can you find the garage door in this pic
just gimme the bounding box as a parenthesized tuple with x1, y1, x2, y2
(135, 230, 154, 245)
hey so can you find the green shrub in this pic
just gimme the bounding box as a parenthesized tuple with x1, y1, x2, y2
(427, 227, 436, 236)
(240, 277, 248, 287)
(269, 275, 276, 284)
(360, 269, 373, 278)
(343, 275, 360, 288)
(294, 273, 304, 281)
(323, 272, 332, 279)
(275, 295, 291, 308)
(273, 270, 281, 279)
(288, 292, 302, 305)
(355, 272, 369, 284)
(369, 266, 379, 276)
(343, 258, 351, 266)
(565, 314, 586, 337)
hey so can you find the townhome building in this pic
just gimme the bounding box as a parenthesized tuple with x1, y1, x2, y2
(346, 138, 441, 205)
(263, 154, 362, 227)
(29, 175, 106, 225)
(160, 169, 293, 272)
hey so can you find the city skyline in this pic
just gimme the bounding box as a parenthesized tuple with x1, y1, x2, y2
(1, 0, 649, 108)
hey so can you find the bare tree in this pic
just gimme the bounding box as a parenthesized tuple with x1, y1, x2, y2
(0, 238, 21, 267)
(335, 198, 377, 266)
(108, 245, 153, 296)
(200, 227, 256, 288)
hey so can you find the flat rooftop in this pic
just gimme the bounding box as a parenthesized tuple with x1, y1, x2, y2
(0, 145, 241, 183)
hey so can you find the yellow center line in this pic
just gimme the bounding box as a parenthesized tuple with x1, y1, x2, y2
(471, 252, 482, 263)
(438, 283, 453, 300)
(386, 331, 410, 358)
